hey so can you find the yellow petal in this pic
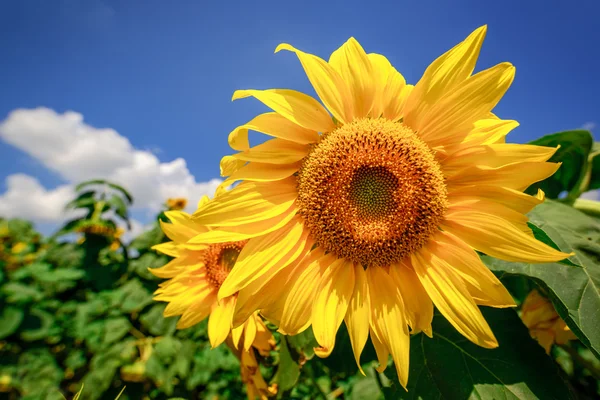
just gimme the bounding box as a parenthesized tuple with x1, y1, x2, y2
(176, 290, 217, 329)
(192, 179, 297, 227)
(412, 247, 498, 349)
(418, 62, 515, 148)
(404, 26, 487, 130)
(458, 118, 519, 148)
(367, 266, 410, 389)
(442, 209, 572, 263)
(276, 43, 353, 124)
(329, 37, 374, 118)
(447, 198, 531, 236)
(432, 231, 516, 308)
(369, 328, 389, 373)
(344, 264, 371, 375)
(278, 252, 329, 335)
(228, 112, 320, 152)
(189, 202, 297, 244)
(443, 144, 558, 173)
(232, 138, 309, 164)
(151, 241, 185, 257)
(232, 89, 335, 133)
(208, 296, 236, 348)
(159, 211, 207, 242)
(312, 258, 355, 358)
(233, 246, 321, 328)
(150, 254, 202, 279)
(221, 162, 300, 187)
(219, 155, 246, 177)
(243, 314, 257, 351)
(390, 262, 433, 336)
(384, 83, 413, 122)
(367, 53, 391, 118)
(231, 321, 245, 349)
(218, 217, 308, 298)
(448, 185, 545, 214)
(447, 161, 561, 191)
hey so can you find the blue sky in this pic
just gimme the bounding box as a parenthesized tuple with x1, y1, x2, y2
(0, 0, 598, 231)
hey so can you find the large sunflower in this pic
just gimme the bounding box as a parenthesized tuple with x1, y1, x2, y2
(189, 26, 572, 387)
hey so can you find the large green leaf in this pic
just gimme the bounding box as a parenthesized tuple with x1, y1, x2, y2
(106, 194, 130, 228)
(272, 336, 301, 393)
(384, 308, 575, 399)
(526, 130, 593, 198)
(484, 200, 600, 359)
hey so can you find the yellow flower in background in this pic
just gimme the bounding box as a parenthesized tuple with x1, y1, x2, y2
(521, 289, 576, 353)
(10, 242, 27, 254)
(226, 315, 277, 400)
(151, 197, 250, 348)
(189, 25, 573, 387)
(167, 197, 188, 211)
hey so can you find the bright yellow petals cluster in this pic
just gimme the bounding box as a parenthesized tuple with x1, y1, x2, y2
(154, 25, 574, 391)
(521, 289, 576, 353)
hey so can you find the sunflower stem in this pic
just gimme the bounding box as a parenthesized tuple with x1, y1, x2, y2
(572, 199, 600, 218)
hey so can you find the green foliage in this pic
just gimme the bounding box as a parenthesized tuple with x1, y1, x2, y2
(2, 150, 600, 400)
(383, 309, 575, 399)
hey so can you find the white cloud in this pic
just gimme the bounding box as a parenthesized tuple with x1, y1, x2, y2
(582, 122, 596, 131)
(0, 107, 221, 225)
(0, 174, 75, 222)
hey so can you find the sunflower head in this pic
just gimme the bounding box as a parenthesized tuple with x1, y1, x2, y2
(189, 25, 573, 389)
(152, 209, 249, 348)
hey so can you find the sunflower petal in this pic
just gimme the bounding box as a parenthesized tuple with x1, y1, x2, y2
(443, 144, 558, 172)
(232, 138, 309, 164)
(243, 315, 258, 351)
(367, 266, 410, 389)
(218, 217, 308, 298)
(418, 62, 515, 147)
(412, 247, 498, 349)
(329, 37, 374, 118)
(278, 252, 330, 335)
(192, 179, 297, 227)
(232, 89, 335, 133)
(189, 202, 297, 244)
(442, 209, 572, 263)
(312, 258, 355, 358)
(344, 264, 371, 375)
(390, 262, 433, 337)
(208, 296, 236, 348)
(448, 185, 545, 214)
(447, 161, 561, 191)
(276, 43, 353, 124)
(370, 328, 390, 373)
(433, 230, 516, 308)
(228, 112, 320, 152)
(404, 25, 487, 130)
(176, 290, 217, 329)
(221, 162, 301, 188)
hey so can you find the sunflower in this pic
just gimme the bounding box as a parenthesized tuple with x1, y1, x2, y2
(189, 26, 572, 387)
(521, 289, 576, 353)
(151, 196, 250, 348)
(166, 197, 188, 211)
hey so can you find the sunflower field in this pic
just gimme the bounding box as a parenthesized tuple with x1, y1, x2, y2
(0, 127, 599, 400)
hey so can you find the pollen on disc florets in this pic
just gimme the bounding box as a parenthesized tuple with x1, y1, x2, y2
(296, 118, 448, 267)
(203, 241, 247, 289)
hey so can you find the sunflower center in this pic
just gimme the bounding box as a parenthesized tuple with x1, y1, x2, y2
(296, 118, 448, 267)
(204, 241, 247, 288)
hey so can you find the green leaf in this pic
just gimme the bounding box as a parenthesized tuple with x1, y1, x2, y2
(0, 306, 24, 339)
(384, 308, 575, 399)
(1, 282, 45, 303)
(526, 130, 593, 198)
(20, 308, 56, 341)
(36, 268, 86, 283)
(129, 224, 164, 253)
(66, 190, 96, 210)
(287, 327, 319, 361)
(139, 304, 178, 336)
(118, 279, 153, 313)
(484, 200, 600, 359)
(272, 336, 300, 392)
